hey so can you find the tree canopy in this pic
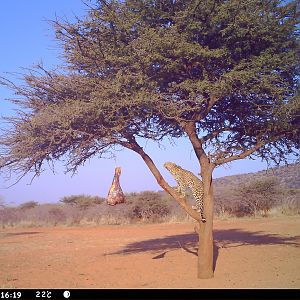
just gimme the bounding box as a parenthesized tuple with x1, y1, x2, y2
(0, 0, 299, 178)
(1, 0, 299, 280)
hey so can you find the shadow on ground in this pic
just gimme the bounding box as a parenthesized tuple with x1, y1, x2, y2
(106, 228, 299, 271)
(0, 231, 42, 238)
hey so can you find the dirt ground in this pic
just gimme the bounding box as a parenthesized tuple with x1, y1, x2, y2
(0, 216, 299, 288)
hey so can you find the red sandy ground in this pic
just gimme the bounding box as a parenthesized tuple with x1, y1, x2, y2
(0, 216, 299, 288)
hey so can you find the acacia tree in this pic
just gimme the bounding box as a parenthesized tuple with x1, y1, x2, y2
(235, 177, 282, 217)
(0, 0, 299, 278)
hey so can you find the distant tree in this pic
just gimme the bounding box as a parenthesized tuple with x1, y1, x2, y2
(0, 197, 5, 209)
(235, 177, 283, 217)
(0, 0, 299, 278)
(60, 194, 104, 210)
(18, 201, 39, 210)
(127, 191, 170, 221)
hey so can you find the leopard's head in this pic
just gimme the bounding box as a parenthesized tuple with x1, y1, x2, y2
(163, 162, 177, 172)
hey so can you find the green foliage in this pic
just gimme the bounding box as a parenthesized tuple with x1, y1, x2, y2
(0, 0, 298, 178)
(60, 194, 104, 210)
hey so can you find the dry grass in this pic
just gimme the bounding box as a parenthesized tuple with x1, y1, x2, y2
(1, 163, 299, 228)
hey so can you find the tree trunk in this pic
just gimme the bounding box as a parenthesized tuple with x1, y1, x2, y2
(196, 168, 214, 279)
(127, 138, 214, 278)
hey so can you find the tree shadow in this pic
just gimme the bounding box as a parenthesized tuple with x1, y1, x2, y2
(106, 228, 299, 272)
(0, 231, 42, 238)
(214, 229, 299, 249)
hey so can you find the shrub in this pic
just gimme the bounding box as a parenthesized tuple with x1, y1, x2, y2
(0, 197, 5, 208)
(48, 207, 67, 225)
(234, 177, 283, 217)
(275, 189, 300, 216)
(60, 194, 104, 210)
(127, 191, 170, 222)
(214, 186, 238, 218)
(18, 201, 39, 210)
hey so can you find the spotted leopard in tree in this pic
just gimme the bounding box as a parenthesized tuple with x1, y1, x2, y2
(164, 162, 206, 222)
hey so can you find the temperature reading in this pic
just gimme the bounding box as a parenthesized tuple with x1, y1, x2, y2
(36, 291, 52, 298)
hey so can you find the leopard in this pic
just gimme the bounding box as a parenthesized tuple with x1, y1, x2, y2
(164, 162, 206, 222)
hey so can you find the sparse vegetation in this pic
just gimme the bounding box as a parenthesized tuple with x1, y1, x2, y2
(0, 164, 299, 228)
(234, 177, 282, 217)
(214, 163, 300, 219)
(18, 201, 39, 210)
(0, 0, 298, 279)
(0, 197, 5, 208)
(60, 194, 105, 210)
(126, 191, 171, 222)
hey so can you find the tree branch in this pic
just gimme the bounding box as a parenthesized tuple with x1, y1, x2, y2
(181, 121, 215, 174)
(194, 95, 219, 122)
(124, 136, 201, 222)
(214, 137, 274, 166)
(199, 126, 230, 144)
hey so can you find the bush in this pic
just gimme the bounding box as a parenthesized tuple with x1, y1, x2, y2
(214, 186, 238, 218)
(234, 177, 283, 217)
(60, 194, 104, 210)
(126, 191, 171, 222)
(0, 197, 5, 208)
(0, 207, 19, 228)
(18, 201, 39, 210)
(275, 189, 300, 216)
(48, 207, 67, 225)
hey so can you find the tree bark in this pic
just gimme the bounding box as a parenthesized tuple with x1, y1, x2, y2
(182, 122, 215, 279)
(195, 167, 214, 278)
(126, 139, 201, 221)
(125, 135, 215, 278)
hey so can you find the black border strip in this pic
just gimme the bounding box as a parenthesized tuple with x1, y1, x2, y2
(0, 288, 299, 300)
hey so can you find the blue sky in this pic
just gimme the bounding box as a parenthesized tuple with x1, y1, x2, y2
(0, 0, 282, 205)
